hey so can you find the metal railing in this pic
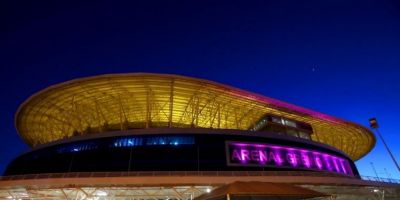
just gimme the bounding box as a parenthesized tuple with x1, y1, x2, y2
(361, 175, 400, 184)
(0, 171, 350, 180)
(1, 171, 399, 185)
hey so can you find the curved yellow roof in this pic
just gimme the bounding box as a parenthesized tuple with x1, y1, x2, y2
(15, 73, 375, 160)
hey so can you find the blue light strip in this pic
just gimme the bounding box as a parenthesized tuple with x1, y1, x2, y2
(113, 136, 195, 148)
(57, 142, 98, 153)
(56, 136, 195, 153)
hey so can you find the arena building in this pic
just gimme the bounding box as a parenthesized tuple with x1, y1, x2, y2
(0, 73, 399, 199)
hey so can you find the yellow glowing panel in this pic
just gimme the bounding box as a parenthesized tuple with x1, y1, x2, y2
(15, 73, 375, 160)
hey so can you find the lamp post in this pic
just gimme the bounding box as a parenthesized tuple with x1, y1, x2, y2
(369, 118, 400, 172)
(370, 162, 380, 180)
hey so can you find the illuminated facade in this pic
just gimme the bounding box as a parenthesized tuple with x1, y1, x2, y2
(226, 141, 353, 176)
(1, 73, 399, 199)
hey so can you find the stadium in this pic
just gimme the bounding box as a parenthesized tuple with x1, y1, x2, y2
(0, 73, 399, 199)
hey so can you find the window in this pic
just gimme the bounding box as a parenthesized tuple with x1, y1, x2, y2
(57, 142, 98, 153)
(113, 136, 195, 148)
(271, 116, 282, 124)
(298, 132, 311, 140)
(251, 115, 313, 140)
(286, 129, 299, 137)
(272, 126, 286, 135)
(283, 119, 297, 128)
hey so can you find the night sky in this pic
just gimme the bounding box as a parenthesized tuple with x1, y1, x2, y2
(1, 0, 400, 179)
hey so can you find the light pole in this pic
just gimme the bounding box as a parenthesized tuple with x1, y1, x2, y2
(369, 118, 400, 172)
(370, 162, 380, 180)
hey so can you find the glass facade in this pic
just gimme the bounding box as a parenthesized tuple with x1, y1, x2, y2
(4, 132, 358, 177)
(57, 142, 98, 153)
(250, 115, 313, 140)
(112, 136, 195, 148)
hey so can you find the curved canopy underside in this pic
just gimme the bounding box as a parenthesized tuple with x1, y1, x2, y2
(15, 73, 375, 160)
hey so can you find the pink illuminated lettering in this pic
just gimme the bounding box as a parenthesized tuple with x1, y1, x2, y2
(324, 156, 332, 171)
(314, 156, 323, 169)
(287, 152, 298, 167)
(270, 151, 283, 165)
(227, 142, 353, 176)
(332, 158, 340, 172)
(232, 149, 241, 161)
(241, 149, 250, 161)
(301, 153, 311, 168)
(259, 150, 268, 162)
(340, 159, 348, 174)
(250, 150, 260, 161)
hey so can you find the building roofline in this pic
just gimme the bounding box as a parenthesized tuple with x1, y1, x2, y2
(14, 73, 376, 160)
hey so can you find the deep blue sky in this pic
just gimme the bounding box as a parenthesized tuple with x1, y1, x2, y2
(1, 0, 400, 178)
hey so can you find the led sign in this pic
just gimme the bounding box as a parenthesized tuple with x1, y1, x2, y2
(226, 141, 353, 176)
